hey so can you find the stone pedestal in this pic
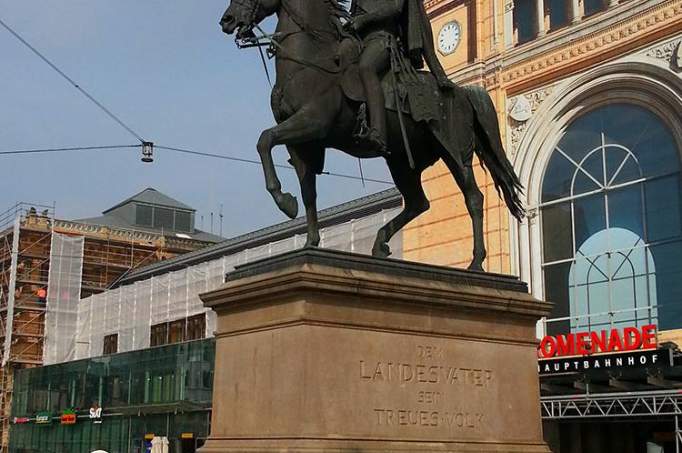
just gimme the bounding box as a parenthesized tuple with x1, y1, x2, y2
(199, 249, 552, 453)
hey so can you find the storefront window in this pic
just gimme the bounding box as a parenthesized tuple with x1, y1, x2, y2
(10, 340, 215, 452)
(541, 104, 682, 334)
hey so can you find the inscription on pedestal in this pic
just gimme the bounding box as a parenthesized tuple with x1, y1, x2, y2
(358, 343, 494, 434)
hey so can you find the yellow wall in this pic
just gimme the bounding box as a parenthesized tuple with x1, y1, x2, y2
(405, 0, 682, 274)
(406, 0, 511, 273)
(430, 4, 471, 71)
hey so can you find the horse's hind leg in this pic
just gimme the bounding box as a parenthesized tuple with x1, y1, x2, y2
(372, 166, 429, 258)
(256, 99, 336, 219)
(441, 151, 486, 271)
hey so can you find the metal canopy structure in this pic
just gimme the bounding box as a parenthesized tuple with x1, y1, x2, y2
(541, 349, 682, 452)
(542, 389, 682, 420)
(542, 390, 682, 452)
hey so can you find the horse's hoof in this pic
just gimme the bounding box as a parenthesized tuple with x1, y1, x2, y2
(278, 193, 298, 219)
(467, 261, 484, 272)
(304, 237, 320, 248)
(372, 242, 391, 259)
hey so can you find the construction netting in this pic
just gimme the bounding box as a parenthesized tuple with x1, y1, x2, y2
(43, 233, 85, 365)
(72, 207, 402, 361)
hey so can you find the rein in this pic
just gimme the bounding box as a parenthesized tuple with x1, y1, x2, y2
(236, 0, 348, 75)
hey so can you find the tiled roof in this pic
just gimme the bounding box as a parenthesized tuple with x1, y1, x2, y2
(103, 188, 194, 214)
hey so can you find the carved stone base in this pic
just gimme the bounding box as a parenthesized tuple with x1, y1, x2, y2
(199, 249, 552, 453)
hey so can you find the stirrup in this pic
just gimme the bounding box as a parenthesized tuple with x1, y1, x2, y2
(365, 128, 390, 157)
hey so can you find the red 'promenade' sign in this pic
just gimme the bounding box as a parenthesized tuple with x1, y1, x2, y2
(538, 324, 657, 359)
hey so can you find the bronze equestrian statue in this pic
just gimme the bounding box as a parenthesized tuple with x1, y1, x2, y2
(219, 0, 524, 271)
(349, 0, 452, 154)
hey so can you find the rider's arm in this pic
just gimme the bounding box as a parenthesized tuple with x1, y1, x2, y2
(353, 0, 405, 32)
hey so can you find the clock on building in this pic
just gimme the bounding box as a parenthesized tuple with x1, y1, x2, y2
(437, 21, 461, 56)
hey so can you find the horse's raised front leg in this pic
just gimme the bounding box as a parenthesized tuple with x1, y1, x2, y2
(288, 146, 322, 247)
(441, 152, 486, 271)
(257, 95, 337, 219)
(372, 164, 430, 258)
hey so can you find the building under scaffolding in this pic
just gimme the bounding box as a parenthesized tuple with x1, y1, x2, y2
(73, 188, 403, 362)
(5, 188, 402, 453)
(0, 189, 222, 451)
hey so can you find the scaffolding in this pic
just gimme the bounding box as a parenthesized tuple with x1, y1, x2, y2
(0, 202, 54, 452)
(43, 234, 85, 365)
(73, 207, 402, 361)
(0, 201, 213, 452)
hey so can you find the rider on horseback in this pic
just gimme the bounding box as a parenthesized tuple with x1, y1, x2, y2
(348, 0, 454, 154)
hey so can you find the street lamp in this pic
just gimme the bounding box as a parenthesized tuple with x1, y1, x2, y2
(141, 141, 154, 163)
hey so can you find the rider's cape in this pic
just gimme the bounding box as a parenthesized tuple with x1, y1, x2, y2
(402, 0, 450, 85)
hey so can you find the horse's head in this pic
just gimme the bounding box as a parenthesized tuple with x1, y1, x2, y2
(220, 0, 280, 37)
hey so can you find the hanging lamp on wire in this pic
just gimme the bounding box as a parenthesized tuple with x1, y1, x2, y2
(141, 141, 154, 163)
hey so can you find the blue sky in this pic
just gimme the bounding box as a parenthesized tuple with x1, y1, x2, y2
(0, 1, 393, 237)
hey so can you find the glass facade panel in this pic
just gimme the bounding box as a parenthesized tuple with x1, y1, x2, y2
(10, 339, 215, 453)
(514, 0, 536, 44)
(573, 194, 606, 253)
(608, 185, 644, 238)
(584, 0, 606, 16)
(645, 176, 682, 242)
(150, 323, 168, 347)
(542, 202, 573, 262)
(549, 0, 569, 30)
(175, 210, 192, 233)
(153, 207, 174, 230)
(541, 103, 681, 334)
(135, 204, 153, 227)
(169, 319, 185, 344)
(544, 262, 572, 335)
(542, 153, 574, 202)
(651, 241, 682, 330)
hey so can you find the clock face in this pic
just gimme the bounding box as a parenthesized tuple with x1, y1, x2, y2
(437, 21, 461, 56)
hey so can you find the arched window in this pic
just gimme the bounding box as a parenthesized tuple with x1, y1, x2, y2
(540, 104, 682, 334)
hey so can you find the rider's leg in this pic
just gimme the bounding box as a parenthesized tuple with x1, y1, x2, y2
(358, 39, 390, 149)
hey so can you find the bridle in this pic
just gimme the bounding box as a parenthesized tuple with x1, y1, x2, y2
(232, 0, 353, 75)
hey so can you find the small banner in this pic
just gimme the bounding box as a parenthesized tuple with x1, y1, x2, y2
(60, 409, 77, 425)
(35, 412, 52, 425)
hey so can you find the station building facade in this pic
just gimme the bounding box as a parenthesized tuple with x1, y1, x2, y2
(417, 0, 682, 451)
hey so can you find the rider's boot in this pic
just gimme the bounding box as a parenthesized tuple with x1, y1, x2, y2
(366, 127, 388, 157)
(436, 75, 456, 90)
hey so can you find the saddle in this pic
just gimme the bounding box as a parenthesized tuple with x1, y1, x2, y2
(338, 38, 441, 125)
(336, 37, 472, 171)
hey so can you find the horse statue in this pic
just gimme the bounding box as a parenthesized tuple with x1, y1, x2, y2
(219, 0, 524, 271)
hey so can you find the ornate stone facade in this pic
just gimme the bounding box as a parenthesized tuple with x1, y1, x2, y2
(507, 85, 556, 157)
(644, 37, 682, 71)
(403, 0, 682, 276)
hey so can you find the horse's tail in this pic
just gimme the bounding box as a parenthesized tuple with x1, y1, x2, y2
(463, 85, 525, 220)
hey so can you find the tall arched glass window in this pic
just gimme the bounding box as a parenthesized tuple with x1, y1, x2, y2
(540, 104, 682, 334)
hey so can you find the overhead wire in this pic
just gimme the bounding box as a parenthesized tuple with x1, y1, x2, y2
(0, 143, 393, 185)
(155, 145, 393, 185)
(0, 145, 139, 156)
(0, 18, 392, 187)
(0, 17, 145, 143)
